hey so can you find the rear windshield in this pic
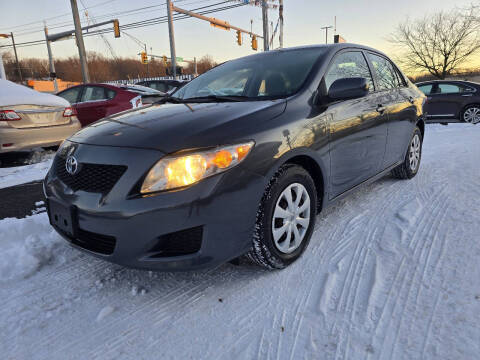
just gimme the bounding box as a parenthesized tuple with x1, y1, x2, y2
(174, 48, 326, 100)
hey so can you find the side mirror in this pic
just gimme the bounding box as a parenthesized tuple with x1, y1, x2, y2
(328, 77, 369, 101)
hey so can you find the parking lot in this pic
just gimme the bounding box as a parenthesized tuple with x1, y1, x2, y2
(1, 123, 479, 360)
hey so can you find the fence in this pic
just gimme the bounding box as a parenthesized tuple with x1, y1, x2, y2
(105, 75, 194, 85)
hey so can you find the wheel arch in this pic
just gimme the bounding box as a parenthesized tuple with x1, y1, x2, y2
(285, 155, 325, 213)
(416, 118, 425, 139)
(263, 148, 328, 214)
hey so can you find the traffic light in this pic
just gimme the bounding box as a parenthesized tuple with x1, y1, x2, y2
(141, 52, 148, 64)
(251, 35, 258, 51)
(162, 55, 168, 66)
(113, 19, 120, 38)
(236, 30, 242, 46)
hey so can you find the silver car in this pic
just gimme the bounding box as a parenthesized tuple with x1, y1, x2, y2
(0, 79, 80, 153)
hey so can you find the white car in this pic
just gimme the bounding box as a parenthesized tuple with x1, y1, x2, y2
(0, 80, 81, 154)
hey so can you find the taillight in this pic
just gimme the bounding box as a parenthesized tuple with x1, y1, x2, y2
(63, 107, 77, 117)
(0, 110, 21, 121)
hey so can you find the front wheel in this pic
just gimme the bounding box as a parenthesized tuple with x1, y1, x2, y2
(462, 105, 480, 124)
(391, 127, 422, 179)
(245, 164, 317, 270)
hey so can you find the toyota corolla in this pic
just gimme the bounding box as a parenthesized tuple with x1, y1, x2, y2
(44, 44, 426, 271)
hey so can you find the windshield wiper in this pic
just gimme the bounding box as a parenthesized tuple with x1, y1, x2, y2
(180, 95, 252, 103)
(154, 96, 184, 105)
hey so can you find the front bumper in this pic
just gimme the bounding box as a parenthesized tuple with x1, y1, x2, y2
(0, 119, 81, 153)
(44, 142, 266, 271)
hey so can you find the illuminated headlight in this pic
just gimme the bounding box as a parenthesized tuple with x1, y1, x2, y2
(140, 141, 254, 193)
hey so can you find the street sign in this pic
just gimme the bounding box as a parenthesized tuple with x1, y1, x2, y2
(176, 57, 183, 62)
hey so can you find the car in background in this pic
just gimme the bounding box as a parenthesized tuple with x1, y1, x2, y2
(136, 79, 189, 94)
(416, 80, 480, 124)
(0, 79, 80, 154)
(57, 83, 163, 127)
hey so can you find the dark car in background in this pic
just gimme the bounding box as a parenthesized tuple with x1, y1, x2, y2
(416, 80, 480, 124)
(57, 83, 163, 127)
(136, 79, 189, 93)
(45, 44, 425, 272)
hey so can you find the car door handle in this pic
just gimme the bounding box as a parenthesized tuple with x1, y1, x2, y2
(376, 104, 386, 114)
(462, 94, 473, 97)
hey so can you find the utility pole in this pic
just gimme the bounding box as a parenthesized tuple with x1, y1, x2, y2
(9, 33, 22, 82)
(279, 0, 284, 48)
(321, 25, 333, 44)
(70, 0, 90, 83)
(262, 0, 269, 51)
(194, 57, 198, 77)
(166, 0, 177, 79)
(0, 55, 6, 80)
(44, 23, 58, 92)
(0, 32, 22, 81)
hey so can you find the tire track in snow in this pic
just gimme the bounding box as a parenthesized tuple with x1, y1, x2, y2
(387, 201, 450, 359)
(316, 180, 411, 359)
(373, 189, 448, 359)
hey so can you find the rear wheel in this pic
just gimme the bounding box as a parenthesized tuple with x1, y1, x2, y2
(245, 164, 317, 269)
(391, 127, 422, 179)
(462, 105, 480, 124)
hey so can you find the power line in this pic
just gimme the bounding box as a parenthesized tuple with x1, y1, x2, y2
(0, 0, 119, 32)
(0, 2, 247, 50)
(10, 0, 220, 37)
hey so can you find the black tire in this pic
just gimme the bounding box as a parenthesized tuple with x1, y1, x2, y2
(391, 126, 422, 179)
(245, 164, 317, 269)
(462, 105, 480, 124)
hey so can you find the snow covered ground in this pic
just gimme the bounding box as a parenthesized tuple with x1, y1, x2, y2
(1, 124, 479, 360)
(0, 150, 55, 189)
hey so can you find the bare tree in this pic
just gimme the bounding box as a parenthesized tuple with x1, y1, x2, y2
(390, 6, 480, 79)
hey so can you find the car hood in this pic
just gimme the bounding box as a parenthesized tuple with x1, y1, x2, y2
(69, 100, 286, 153)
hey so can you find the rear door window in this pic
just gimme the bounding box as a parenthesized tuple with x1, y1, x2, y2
(80, 86, 108, 102)
(105, 88, 116, 100)
(325, 51, 374, 92)
(367, 53, 401, 90)
(436, 83, 473, 94)
(58, 86, 82, 104)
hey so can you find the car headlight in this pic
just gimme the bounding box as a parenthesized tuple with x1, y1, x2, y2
(140, 141, 254, 193)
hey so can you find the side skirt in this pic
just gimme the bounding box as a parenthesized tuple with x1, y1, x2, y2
(324, 161, 403, 209)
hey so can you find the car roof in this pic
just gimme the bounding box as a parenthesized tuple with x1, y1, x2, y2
(231, 43, 391, 61)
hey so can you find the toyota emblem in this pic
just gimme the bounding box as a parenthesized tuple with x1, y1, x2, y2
(65, 156, 79, 175)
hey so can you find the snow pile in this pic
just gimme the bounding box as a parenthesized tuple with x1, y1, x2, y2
(0, 213, 62, 282)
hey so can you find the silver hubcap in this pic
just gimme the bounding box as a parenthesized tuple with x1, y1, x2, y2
(409, 134, 421, 171)
(464, 107, 480, 124)
(272, 183, 311, 254)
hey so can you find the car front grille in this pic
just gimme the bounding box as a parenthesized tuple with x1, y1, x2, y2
(53, 155, 127, 195)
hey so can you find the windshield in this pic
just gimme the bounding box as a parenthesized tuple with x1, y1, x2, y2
(174, 48, 326, 101)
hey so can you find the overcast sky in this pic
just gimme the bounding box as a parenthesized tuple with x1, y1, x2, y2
(0, 0, 477, 67)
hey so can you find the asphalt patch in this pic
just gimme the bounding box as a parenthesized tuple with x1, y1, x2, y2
(0, 181, 45, 220)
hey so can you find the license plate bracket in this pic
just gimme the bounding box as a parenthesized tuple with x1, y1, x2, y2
(47, 199, 78, 238)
